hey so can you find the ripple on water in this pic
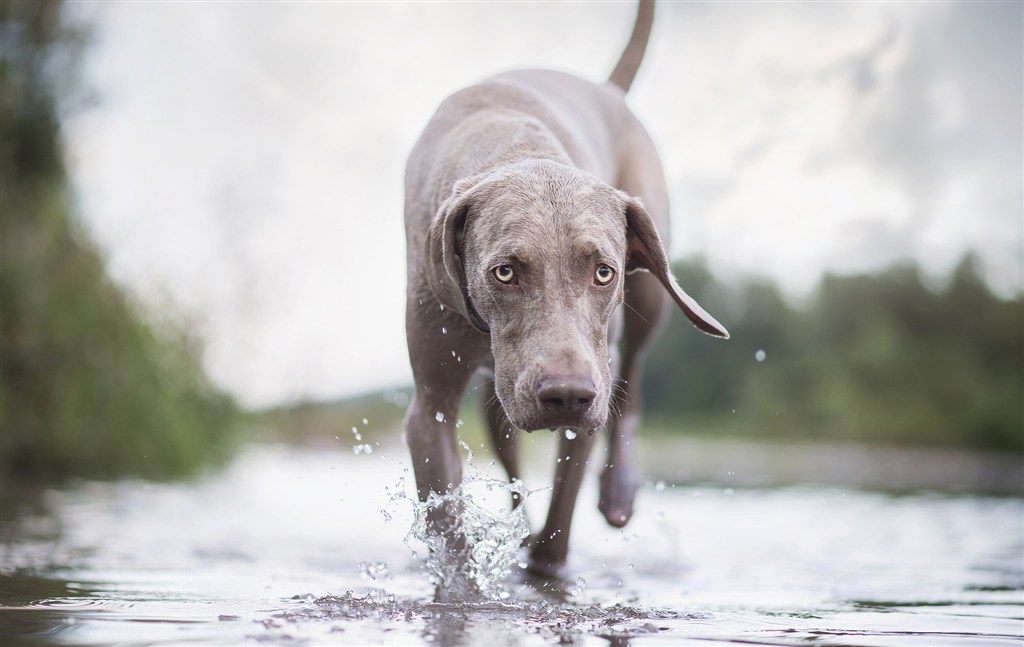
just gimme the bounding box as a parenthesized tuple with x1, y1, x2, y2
(270, 590, 709, 644)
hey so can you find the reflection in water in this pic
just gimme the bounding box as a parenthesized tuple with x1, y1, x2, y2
(1, 443, 1021, 646)
(0, 575, 95, 644)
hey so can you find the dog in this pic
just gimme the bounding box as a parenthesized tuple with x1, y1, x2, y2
(402, 0, 728, 582)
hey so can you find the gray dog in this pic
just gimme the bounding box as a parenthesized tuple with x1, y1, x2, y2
(403, 0, 728, 581)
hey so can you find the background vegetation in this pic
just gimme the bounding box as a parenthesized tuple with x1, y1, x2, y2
(644, 258, 1023, 451)
(1, 1, 237, 483)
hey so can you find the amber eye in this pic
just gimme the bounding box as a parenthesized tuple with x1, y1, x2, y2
(595, 264, 615, 285)
(493, 264, 515, 284)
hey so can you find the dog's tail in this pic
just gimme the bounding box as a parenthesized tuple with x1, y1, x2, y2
(608, 0, 655, 93)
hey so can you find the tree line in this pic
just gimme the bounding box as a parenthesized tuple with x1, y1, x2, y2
(1, 1, 237, 483)
(643, 258, 1023, 451)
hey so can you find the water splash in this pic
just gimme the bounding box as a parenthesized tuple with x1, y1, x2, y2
(379, 455, 533, 602)
(408, 475, 531, 602)
(358, 560, 391, 582)
(381, 474, 410, 523)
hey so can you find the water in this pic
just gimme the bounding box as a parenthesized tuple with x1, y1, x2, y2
(2, 442, 1022, 646)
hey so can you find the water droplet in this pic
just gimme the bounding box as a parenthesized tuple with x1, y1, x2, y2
(458, 439, 474, 464)
(755, 349, 766, 362)
(441, 327, 448, 335)
(435, 411, 445, 423)
(564, 429, 577, 440)
(571, 576, 587, 597)
(362, 418, 368, 425)
(654, 480, 666, 492)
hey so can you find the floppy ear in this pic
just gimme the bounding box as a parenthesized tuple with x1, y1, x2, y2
(624, 197, 730, 339)
(425, 178, 491, 333)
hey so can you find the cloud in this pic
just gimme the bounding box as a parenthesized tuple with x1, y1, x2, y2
(641, 1, 1021, 297)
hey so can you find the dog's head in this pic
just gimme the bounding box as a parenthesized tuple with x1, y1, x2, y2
(426, 160, 728, 433)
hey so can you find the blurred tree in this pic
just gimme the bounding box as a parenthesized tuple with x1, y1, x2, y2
(644, 258, 1023, 451)
(1, 0, 237, 482)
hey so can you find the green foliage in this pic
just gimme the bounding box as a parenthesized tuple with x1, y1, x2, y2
(644, 258, 1024, 451)
(1, 1, 238, 482)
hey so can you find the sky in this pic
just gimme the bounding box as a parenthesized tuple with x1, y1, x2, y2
(63, 1, 1023, 409)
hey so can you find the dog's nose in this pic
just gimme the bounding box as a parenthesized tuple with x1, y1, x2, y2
(536, 377, 597, 414)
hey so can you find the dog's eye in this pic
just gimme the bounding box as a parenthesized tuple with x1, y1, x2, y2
(595, 264, 615, 285)
(493, 264, 515, 284)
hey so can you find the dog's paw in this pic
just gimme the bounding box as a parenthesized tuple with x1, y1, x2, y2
(598, 466, 637, 528)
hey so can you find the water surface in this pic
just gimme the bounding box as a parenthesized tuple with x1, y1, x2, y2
(2, 442, 1022, 646)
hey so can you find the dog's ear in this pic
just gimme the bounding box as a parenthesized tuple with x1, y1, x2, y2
(624, 196, 730, 339)
(425, 178, 491, 333)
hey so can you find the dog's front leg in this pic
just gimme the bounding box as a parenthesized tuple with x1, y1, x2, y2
(404, 302, 487, 599)
(405, 390, 465, 503)
(405, 293, 486, 498)
(527, 430, 597, 577)
(599, 387, 639, 527)
(405, 372, 476, 601)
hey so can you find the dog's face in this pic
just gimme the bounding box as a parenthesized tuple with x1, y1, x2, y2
(426, 160, 728, 433)
(461, 163, 626, 433)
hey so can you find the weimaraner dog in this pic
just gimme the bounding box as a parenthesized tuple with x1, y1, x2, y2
(403, 0, 728, 583)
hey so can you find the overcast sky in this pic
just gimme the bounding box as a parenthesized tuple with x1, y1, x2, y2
(64, 1, 1023, 408)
